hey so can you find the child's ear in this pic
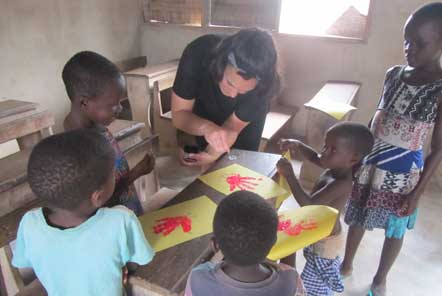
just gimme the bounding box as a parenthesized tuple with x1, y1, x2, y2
(210, 237, 220, 253)
(90, 188, 107, 208)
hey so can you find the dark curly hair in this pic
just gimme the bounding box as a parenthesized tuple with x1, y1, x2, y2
(209, 27, 282, 101)
(213, 191, 278, 266)
(62, 51, 122, 101)
(327, 122, 374, 159)
(27, 129, 115, 210)
(408, 2, 442, 34)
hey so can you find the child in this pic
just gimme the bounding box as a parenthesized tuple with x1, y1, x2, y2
(184, 191, 306, 296)
(12, 129, 155, 295)
(62, 51, 154, 216)
(341, 3, 442, 296)
(277, 122, 374, 296)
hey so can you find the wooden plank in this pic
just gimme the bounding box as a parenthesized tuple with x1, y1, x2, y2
(0, 108, 54, 145)
(133, 149, 281, 294)
(0, 245, 24, 295)
(0, 100, 37, 119)
(0, 149, 32, 193)
(108, 119, 145, 141)
(0, 200, 41, 248)
(124, 60, 179, 80)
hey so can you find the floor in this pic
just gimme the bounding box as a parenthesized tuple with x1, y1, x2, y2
(155, 151, 442, 295)
(279, 181, 442, 296)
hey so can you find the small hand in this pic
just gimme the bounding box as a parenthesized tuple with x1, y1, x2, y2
(276, 158, 295, 179)
(278, 138, 301, 154)
(203, 124, 230, 153)
(399, 191, 420, 216)
(134, 152, 155, 176)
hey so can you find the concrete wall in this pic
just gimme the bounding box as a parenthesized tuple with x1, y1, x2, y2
(139, 0, 431, 136)
(0, 0, 143, 132)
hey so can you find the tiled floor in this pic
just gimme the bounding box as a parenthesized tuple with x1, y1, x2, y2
(279, 182, 442, 296)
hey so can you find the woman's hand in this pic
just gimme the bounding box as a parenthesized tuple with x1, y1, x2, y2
(202, 123, 230, 153)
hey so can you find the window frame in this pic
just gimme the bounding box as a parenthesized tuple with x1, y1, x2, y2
(142, 0, 374, 43)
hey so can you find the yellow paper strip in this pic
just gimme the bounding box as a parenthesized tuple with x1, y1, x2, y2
(198, 163, 287, 199)
(276, 150, 292, 209)
(267, 205, 338, 261)
(139, 196, 217, 252)
(304, 100, 356, 120)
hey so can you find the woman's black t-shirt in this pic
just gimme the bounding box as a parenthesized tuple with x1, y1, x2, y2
(172, 34, 269, 151)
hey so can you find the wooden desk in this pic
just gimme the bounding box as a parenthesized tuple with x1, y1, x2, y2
(129, 149, 280, 295)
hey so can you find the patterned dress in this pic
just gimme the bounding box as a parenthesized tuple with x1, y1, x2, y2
(345, 66, 442, 236)
(101, 127, 143, 216)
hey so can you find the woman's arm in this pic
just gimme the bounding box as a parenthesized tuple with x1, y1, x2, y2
(186, 113, 250, 166)
(402, 95, 442, 215)
(171, 91, 230, 153)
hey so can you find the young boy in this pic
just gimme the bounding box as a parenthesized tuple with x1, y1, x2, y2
(12, 129, 155, 296)
(277, 122, 374, 296)
(184, 191, 306, 296)
(62, 51, 154, 216)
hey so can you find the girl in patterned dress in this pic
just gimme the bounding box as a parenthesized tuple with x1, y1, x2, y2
(341, 3, 442, 296)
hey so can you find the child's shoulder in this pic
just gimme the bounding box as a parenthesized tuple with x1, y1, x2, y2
(100, 206, 138, 222)
(20, 207, 44, 225)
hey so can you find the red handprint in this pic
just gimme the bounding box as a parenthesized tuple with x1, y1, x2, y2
(153, 216, 192, 236)
(225, 174, 262, 191)
(278, 217, 317, 236)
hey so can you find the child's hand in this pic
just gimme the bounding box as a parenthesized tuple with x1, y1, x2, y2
(134, 152, 155, 176)
(278, 139, 302, 154)
(277, 158, 295, 178)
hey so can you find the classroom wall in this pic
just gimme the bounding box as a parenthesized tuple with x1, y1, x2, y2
(0, 0, 143, 132)
(139, 0, 432, 136)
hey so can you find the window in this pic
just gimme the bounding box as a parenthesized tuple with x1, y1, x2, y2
(145, 0, 203, 26)
(210, 0, 279, 30)
(144, 0, 372, 40)
(279, 0, 371, 39)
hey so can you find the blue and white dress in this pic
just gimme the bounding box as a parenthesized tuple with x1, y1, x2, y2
(345, 65, 442, 238)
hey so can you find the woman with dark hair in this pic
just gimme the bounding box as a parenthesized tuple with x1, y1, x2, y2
(171, 28, 281, 166)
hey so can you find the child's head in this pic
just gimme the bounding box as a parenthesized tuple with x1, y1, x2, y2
(62, 51, 125, 126)
(320, 122, 374, 170)
(404, 3, 442, 69)
(213, 191, 278, 266)
(27, 129, 115, 211)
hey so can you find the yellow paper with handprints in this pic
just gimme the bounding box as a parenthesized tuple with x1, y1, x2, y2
(267, 205, 338, 261)
(139, 196, 217, 252)
(276, 151, 292, 209)
(304, 100, 356, 120)
(198, 163, 287, 199)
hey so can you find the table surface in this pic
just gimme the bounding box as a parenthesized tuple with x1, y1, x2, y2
(132, 149, 281, 294)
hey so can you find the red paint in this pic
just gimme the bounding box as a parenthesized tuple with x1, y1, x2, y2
(225, 174, 263, 191)
(153, 216, 192, 236)
(278, 217, 317, 236)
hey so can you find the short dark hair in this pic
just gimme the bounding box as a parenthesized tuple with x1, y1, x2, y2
(27, 129, 115, 210)
(62, 51, 122, 101)
(213, 191, 278, 266)
(328, 122, 374, 159)
(409, 3, 442, 34)
(209, 27, 282, 101)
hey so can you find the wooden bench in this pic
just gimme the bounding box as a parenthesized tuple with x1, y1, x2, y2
(259, 103, 299, 152)
(300, 81, 361, 188)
